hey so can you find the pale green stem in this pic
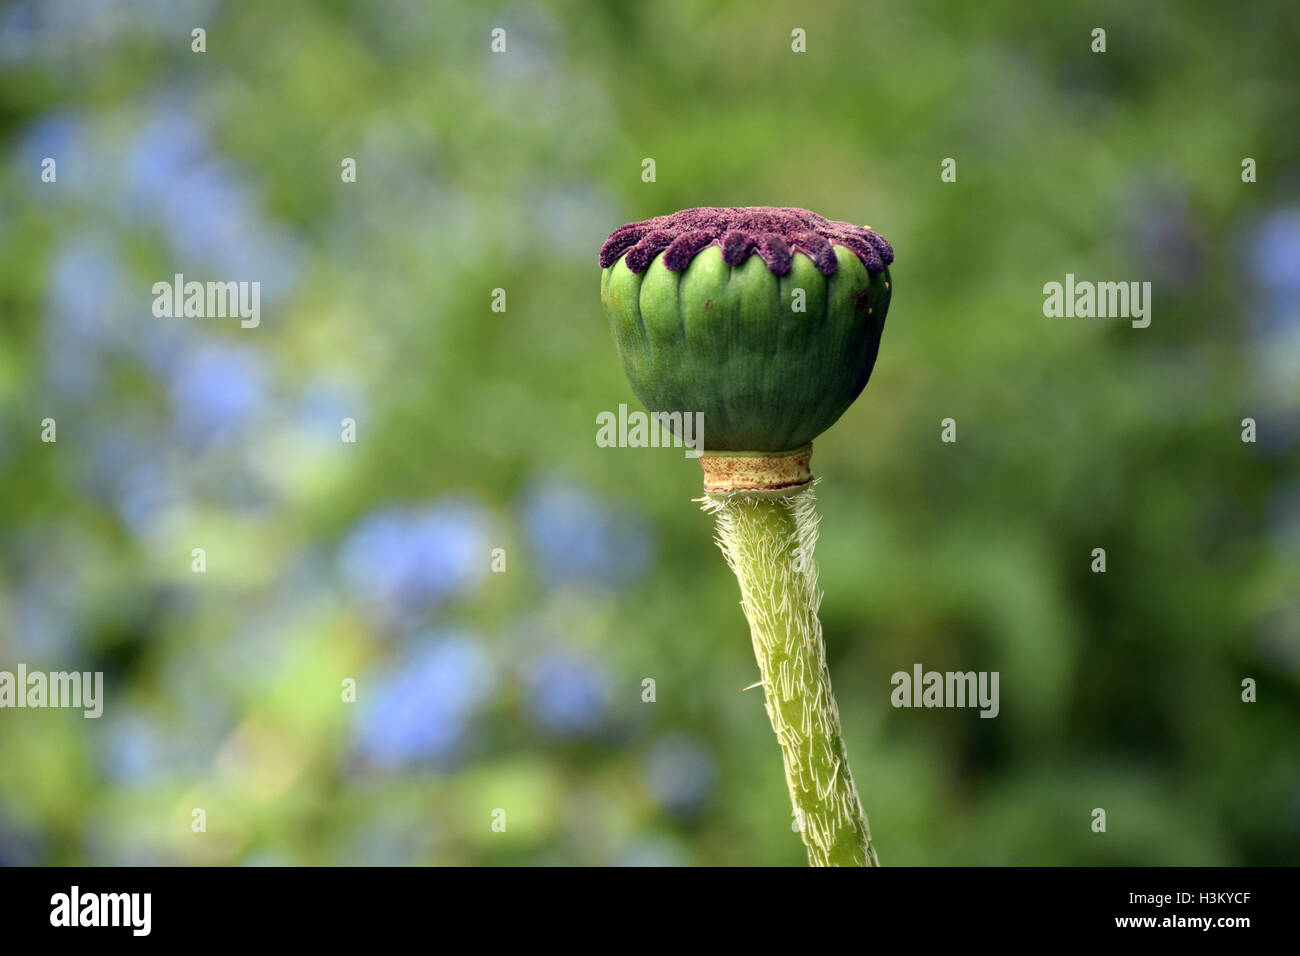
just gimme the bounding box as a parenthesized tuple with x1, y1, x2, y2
(702, 484, 878, 867)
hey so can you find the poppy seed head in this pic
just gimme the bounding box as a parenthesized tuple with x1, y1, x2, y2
(599, 206, 894, 277)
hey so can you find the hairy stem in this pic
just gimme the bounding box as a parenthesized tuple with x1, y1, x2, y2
(702, 484, 877, 867)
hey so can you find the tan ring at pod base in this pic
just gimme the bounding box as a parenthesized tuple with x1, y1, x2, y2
(698, 444, 813, 494)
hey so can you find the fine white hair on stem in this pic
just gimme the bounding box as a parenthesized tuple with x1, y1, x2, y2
(698, 481, 877, 866)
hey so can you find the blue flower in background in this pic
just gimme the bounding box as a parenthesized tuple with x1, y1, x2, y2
(0, 1, 40, 65)
(124, 101, 208, 214)
(167, 343, 269, 447)
(295, 378, 365, 437)
(114, 459, 185, 538)
(353, 634, 494, 769)
(42, 233, 209, 404)
(13, 110, 87, 192)
(0, 0, 212, 64)
(523, 650, 609, 738)
(42, 235, 124, 400)
(80, 426, 186, 534)
(1245, 210, 1300, 415)
(41, 233, 198, 398)
(1249, 210, 1300, 300)
(99, 711, 165, 786)
(9, 579, 78, 658)
(518, 478, 652, 590)
(48, 236, 122, 336)
(339, 499, 489, 617)
(125, 100, 302, 298)
(0, 815, 45, 867)
(19, 98, 301, 304)
(643, 734, 717, 818)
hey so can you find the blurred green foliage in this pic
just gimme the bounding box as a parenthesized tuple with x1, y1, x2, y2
(0, 0, 1297, 865)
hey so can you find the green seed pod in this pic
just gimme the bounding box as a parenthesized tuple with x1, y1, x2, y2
(599, 207, 897, 866)
(599, 207, 894, 487)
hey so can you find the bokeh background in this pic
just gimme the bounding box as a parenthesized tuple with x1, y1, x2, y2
(1, 0, 1297, 866)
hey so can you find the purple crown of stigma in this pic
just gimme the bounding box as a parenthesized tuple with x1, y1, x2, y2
(599, 206, 894, 278)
